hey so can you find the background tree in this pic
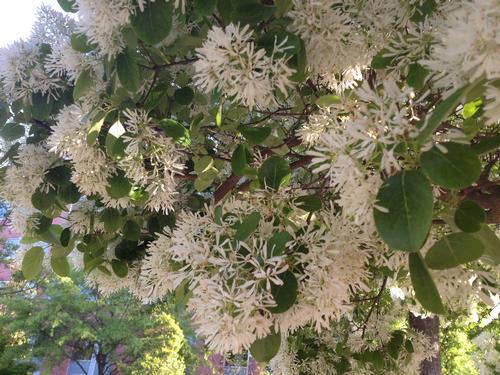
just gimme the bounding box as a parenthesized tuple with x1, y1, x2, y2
(0, 272, 196, 375)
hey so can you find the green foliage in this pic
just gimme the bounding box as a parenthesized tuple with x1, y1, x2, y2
(409, 252, 445, 314)
(374, 170, 433, 252)
(0, 273, 196, 375)
(425, 233, 484, 269)
(250, 331, 281, 363)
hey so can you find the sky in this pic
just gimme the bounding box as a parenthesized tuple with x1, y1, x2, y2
(0, 0, 63, 47)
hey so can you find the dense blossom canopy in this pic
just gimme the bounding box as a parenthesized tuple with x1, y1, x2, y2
(0, 0, 499, 373)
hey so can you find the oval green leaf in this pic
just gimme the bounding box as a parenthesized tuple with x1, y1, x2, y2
(111, 259, 129, 278)
(234, 211, 261, 241)
(51, 256, 70, 277)
(258, 155, 291, 191)
(374, 170, 433, 251)
(269, 270, 298, 313)
(116, 50, 140, 92)
(131, 0, 173, 45)
(454, 200, 486, 233)
(409, 252, 445, 314)
(22, 246, 45, 280)
(421, 143, 481, 189)
(425, 232, 484, 269)
(249, 332, 281, 363)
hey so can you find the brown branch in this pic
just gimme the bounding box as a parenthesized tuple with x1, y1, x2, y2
(213, 154, 313, 203)
(361, 276, 388, 338)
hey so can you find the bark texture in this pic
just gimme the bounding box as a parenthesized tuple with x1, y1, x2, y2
(409, 313, 442, 375)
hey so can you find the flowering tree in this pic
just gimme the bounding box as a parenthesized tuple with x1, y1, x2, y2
(0, 0, 499, 374)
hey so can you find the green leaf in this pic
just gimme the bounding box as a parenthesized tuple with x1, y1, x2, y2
(86, 116, 105, 146)
(194, 0, 217, 15)
(131, 0, 173, 45)
(59, 183, 81, 204)
(471, 134, 500, 155)
(0, 123, 24, 141)
(250, 331, 281, 363)
(387, 331, 405, 359)
(106, 172, 132, 199)
(232, 1, 275, 25)
(100, 208, 123, 232)
(111, 259, 129, 278)
(406, 63, 428, 91)
(31, 92, 53, 120)
(454, 200, 486, 233)
(416, 85, 470, 144)
(73, 69, 92, 100)
(174, 87, 194, 105)
(123, 220, 141, 241)
(234, 211, 261, 241)
(421, 143, 481, 189)
(409, 252, 445, 314)
(57, 0, 77, 13)
(46, 165, 72, 187)
(22, 246, 44, 280)
(275, 0, 293, 17)
(258, 155, 291, 191)
(32, 188, 56, 211)
(374, 170, 433, 251)
(84, 255, 105, 273)
(71, 33, 93, 52)
(0, 142, 20, 164)
(411, 0, 437, 22)
(230, 145, 247, 178)
(267, 231, 293, 256)
(116, 50, 140, 92)
(315, 95, 341, 107)
(240, 126, 271, 145)
(371, 49, 393, 69)
(0, 101, 10, 126)
(50, 256, 70, 277)
(105, 121, 126, 160)
(269, 270, 298, 313)
(159, 119, 189, 143)
(425, 233, 484, 269)
(472, 225, 500, 266)
(60, 227, 71, 247)
(294, 195, 322, 212)
(258, 31, 301, 58)
(34, 215, 52, 235)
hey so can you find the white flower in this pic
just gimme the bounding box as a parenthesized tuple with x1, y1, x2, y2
(422, 0, 500, 88)
(75, 0, 134, 57)
(194, 24, 295, 108)
(48, 105, 115, 196)
(119, 109, 184, 212)
(67, 199, 105, 234)
(137, 232, 186, 303)
(2, 144, 57, 209)
(0, 40, 62, 101)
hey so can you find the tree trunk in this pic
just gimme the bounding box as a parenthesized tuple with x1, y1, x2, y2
(97, 352, 107, 375)
(409, 313, 442, 375)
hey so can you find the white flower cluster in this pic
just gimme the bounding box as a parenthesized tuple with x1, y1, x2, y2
(472, 330, 500, 375)
(120, 109, 184, 212)
(0, 40, 62, 101)
(48, 105, 115, 196)
(307, 78, 419, 228)
(74, 0, 134, 57)
(423, 0, 500, 88)
(289, 0, 407, 91)
(135, 191, 377, 353)
(2, 144, 57, 209)
(194, 24, 295, 109)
